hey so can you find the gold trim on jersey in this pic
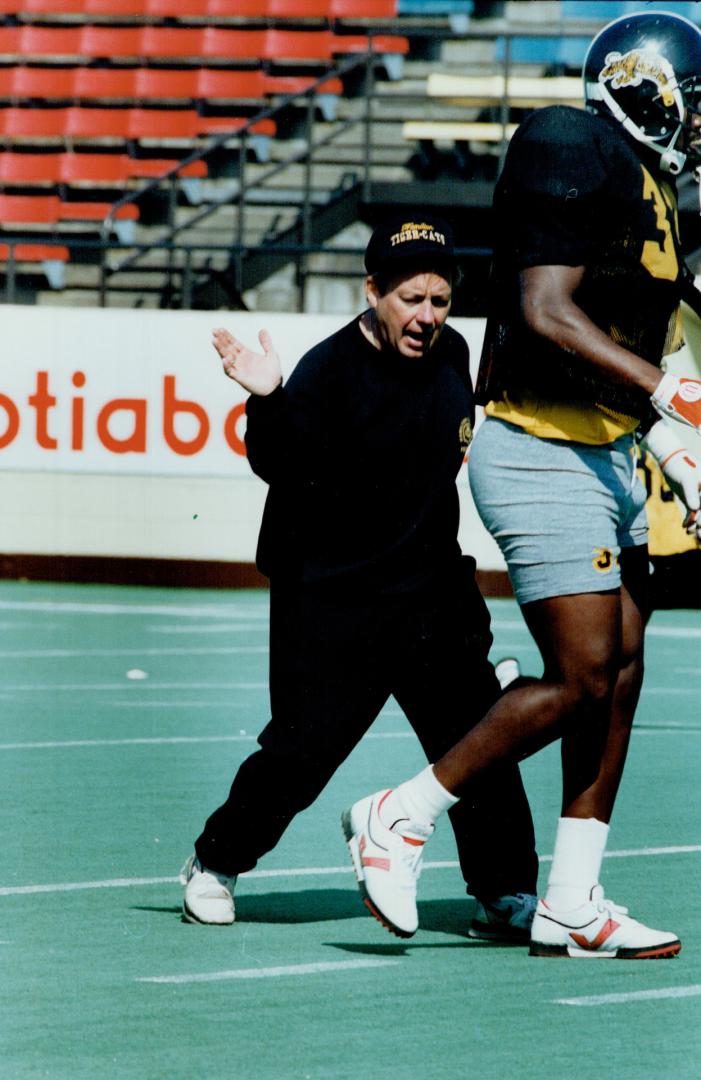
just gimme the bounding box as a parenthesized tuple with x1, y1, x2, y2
(485, 393, 639, 444)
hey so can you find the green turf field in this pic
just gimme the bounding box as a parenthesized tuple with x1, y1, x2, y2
(1, 581, 699, 1079)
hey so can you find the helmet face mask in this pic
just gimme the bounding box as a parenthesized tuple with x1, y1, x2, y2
(583, 11, 701, 174)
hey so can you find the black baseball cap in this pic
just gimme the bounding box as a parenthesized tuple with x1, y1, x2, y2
(364, 213, 455, 276)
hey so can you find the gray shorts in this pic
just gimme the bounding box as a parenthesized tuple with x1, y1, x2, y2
(468, 417, 648, 605)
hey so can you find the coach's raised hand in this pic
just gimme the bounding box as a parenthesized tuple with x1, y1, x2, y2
(651, 371, 701, 432)
(212, 327, 282, 397)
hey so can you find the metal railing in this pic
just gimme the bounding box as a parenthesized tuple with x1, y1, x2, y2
(97, 51, 378, 308)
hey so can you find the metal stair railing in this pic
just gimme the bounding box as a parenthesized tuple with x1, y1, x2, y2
(98, 51, 378, 308)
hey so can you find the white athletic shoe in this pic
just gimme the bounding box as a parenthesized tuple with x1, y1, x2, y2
(468, 892, 537, 943)
(529, 884, 681, 959)
(341, 790, 433, 939)
(180, 854, 237, 926)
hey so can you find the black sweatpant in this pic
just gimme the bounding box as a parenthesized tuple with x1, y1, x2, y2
(195, 558, 538, 899)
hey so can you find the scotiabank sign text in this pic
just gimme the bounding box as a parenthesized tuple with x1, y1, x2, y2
(0, 306, 350, 477)
(0, 365, 250, 477)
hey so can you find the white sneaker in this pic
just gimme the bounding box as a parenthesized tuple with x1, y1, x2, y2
(468, 892, 537, 943)
(529, 884, 681, 959)
(180, 854, 236, 926)
(341, 790, 433, 939)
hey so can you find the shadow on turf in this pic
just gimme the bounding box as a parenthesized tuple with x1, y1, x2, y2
(132, 890, 479, 935)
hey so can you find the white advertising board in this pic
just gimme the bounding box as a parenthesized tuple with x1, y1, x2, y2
(0, 307, 355, 477)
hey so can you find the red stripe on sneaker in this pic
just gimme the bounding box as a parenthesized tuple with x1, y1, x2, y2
(570, 919, 620, 951)
(358, 830, 391, 871)
(361, 856, 391, 871)
(402, 836, 425, 847)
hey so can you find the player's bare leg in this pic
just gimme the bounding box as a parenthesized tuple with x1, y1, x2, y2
(343, 578, 680, 955)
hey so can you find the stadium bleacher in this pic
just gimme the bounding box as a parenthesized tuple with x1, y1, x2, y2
(0, 0, 407, 292)
(2, 0, 699, 306)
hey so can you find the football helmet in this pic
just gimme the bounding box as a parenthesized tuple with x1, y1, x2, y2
(583, 10, 701, 174)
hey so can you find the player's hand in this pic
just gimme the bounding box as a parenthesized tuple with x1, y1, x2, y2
(650, 371, 701, 432)
(212, 327, 282, 397)
(642, 419, 701, 541)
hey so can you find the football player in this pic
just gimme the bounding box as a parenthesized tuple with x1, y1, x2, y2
(343, 10, 701, 958)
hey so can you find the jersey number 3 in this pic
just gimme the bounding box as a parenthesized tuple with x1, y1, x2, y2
(641, 166, 679, 282)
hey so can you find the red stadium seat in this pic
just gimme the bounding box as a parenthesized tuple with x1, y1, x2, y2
(0, 107, 70, 139)
(0, 194, 139, 235)
(134, 69, 201, 99)
(125, 108, 200, 138)
(0, 66, 342, 104)
(21, 0, 87, 12)
(0, 152, 64, 183)
(332, 33, 408, 54)
(0, 193, 60, 223)
(196, 115, 276, 136)
(2, 67, 78, 98)
(0, 242, 69, 264)
(0, 105, 237, 141)
(0, 29, 22, 56)
(0, 151, 208, 184)
(207, 1, 270, 14)
(263, 29, 334, 60)
(146, 0, 209, 13)
(329, 0, 397, 14)
(79, 26, 144, 57)
(0, 69, 14, 98)
(138, 27, 207, 59)
(195, 69, 268, 99)
(267, 0, 332, 15)
(16, 27, 84, 57)
(84, 0, 149, 12)
(200, 28, 268, 59)
(58, 153, 132, 182)
(59, 200, 139, 222)
(73, 68, 140, 98)
(69, 107, 202, 138)
(262, 72, 343, 96)
(127, 156, 207, 178)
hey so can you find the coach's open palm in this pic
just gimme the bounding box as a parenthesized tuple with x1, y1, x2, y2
(212, 327, 282, 397)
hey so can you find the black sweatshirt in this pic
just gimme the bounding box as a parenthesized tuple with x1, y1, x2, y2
(245, 315, 475, 597)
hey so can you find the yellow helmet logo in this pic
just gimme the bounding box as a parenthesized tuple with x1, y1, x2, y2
(600, 49, 676, 109)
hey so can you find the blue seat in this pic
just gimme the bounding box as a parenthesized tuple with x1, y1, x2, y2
(494, 34, 589, 68)
(398, 0, 472, 12)
(563, 1, 701, 23)
(496, 2, 701, 71)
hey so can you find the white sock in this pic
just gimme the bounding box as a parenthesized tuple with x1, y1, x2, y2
(544, 816, 610, 911)
(379, 765, 459, 831)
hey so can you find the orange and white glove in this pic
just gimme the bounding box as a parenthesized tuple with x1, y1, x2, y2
(641, 419, 701, 541)
(650, 372, 701, 432)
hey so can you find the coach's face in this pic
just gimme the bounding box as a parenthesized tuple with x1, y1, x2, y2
(366, 268, 452, 359)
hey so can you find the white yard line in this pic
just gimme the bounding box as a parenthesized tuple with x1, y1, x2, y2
(0, 682, 269, 692)
(0, 731, 412, 750)
(555, 985, 701, 1007)
(0, 724, 694, 751)
(0, 646, 268, 658)
(1, 846, 698, 897)
(138, 958, 401, 984)
(0, 600, 266, 619)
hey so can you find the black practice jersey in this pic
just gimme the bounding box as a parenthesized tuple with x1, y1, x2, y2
(476, 105, 685, 443)
(245, 316, 474, 595)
